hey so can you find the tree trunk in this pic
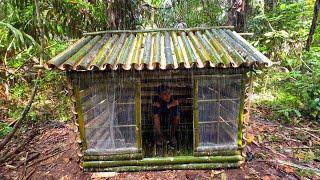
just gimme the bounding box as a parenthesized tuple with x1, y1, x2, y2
(228, 0, 246, 32)
(306, 0, 320, 51)
(106, 0, 136, 30)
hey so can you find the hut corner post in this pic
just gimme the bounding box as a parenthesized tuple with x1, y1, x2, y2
(135, 81, 142, 151)
(67, 72, 87, 150)
(238, 69, 252, 154)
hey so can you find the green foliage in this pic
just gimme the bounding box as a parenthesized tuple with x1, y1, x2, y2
(0, 122, 12, 138)
(140, 0, 226, 28)
(250, 1, 320, 122)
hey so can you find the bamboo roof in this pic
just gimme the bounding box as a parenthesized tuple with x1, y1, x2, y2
(45, 27, 272, 71)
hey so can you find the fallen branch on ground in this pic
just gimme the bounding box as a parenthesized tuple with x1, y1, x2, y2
(0, 130, 38, 163)
(0, 78, 39, 151)
(274, 159, 320, 175)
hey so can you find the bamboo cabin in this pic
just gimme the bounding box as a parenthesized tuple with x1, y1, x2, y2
(45, 27, 272, 172)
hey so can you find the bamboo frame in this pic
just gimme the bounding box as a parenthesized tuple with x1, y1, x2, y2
(135, 81, 142, 150)
(74, 86, 87, 149)
(237, 74, 246, 148)
(193, 78, 199, 151)
(83, 26, 235, 36)
(84, 162, 241, 172)
(83, 155, 243, 168)
(193, 150, 241, 157)
(84, 153, 143, 161)
(85, 148, 141, 156)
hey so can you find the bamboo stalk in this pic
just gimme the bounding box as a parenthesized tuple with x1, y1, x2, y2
(212, 29, 245, 66)
(181, 32, 197, 65)
(83, 26, 235, 36)
(135, 82, 142, 150)
(196, 145, 238, 152)
(194, 150, 241, 156)
(237, 74, 246, 148)
(188, 31, 211, 63)
(119, 34, 135, 65)
(152, 32, 161, 64)
(171, 32, 184, 65)
(195, 31, 222, 65)
(74, 86, 87, 149)
(85, 148, 141, 156)
(84, 153, 143, 161)
(83, 155, 243, 168)
(46, 36, 92, 68)
(94, 35, 119, 68)
(84, 162, 241, 172)
(79, 34, 110, 69)
(107, 33, 127, 66)
(193, 79, 199, 151)
(64, 36, 101, 68)
(164, 31, 174, 66)
(205, 30, 232, 66)
(142, 33, 152, 64)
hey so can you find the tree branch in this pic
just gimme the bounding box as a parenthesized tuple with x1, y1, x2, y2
(306, 0, 320, 51)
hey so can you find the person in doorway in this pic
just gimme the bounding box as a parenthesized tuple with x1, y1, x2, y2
(153, 85, 180, 149)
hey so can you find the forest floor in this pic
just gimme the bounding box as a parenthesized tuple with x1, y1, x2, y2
(0, 109, 319, 180)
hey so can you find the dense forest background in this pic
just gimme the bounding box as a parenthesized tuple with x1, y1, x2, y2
(0, 0, 319, 138)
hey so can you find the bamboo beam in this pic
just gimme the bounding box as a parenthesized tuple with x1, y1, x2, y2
(99, 162, 240, 171)
(84, 153, 143, 161)
(85, 148, 141, 156)
(84, 162, 241, 172)
(83, 26, 235, 36)
(193, 150, 241, 157)
(196, 145, 238, 152)
(83, 155, 243, 168)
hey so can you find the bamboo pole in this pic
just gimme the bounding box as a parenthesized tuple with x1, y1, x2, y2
(135, 81, 142, 150)
(85, 148, 141, 156)
(84, 153, 143, 161)
(193, 150, 241, 157)
(84, 162, 241, 172)
(83, 155, 243, 168)
(193, 79, 199, 151)
(74, 86, 87, 149)
(83, 26, 235, 36)
(237, 74, 246, 148)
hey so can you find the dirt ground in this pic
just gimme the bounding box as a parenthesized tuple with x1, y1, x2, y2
(0, 110, 319, 180)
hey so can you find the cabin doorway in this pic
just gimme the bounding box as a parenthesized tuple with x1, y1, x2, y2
(141, 70, 193, 157)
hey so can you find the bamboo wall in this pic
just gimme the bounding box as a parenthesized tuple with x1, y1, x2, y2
(68, 68, 249, 168)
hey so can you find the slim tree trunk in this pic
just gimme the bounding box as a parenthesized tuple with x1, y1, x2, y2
(106, 0, 136, 30)
(306, 0, 320, 51)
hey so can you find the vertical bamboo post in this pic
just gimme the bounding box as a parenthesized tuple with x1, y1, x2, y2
(135, 80, 142, 150)
(237, 74, 246, 148)
(74, 86, 88, 149)
(193, 78, 199, 151)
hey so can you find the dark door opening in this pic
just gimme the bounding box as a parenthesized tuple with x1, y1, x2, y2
(141, 71, 193, 157)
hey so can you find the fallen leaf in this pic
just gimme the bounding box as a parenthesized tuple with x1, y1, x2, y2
(63, 157, 71, 164)
(283, 165, 295, 173)
(246, 133, 255, 144)
(261, 175, 271, 180)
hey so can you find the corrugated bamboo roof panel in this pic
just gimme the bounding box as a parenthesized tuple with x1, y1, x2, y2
(45, 28, 272, 71)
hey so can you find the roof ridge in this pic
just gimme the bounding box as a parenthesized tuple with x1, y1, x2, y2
(83, 26, 234, 36)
